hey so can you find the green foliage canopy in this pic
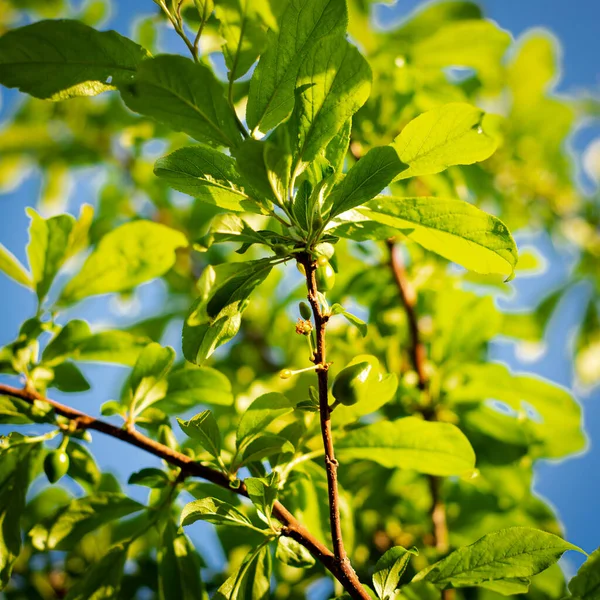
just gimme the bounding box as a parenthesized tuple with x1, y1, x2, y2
(0, 1, 598, 599)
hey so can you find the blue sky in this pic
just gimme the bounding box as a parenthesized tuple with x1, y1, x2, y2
(0, 0, 599, 581)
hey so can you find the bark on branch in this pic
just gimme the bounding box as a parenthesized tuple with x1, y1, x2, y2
(297, 252, 371, 600)
(0, 382, 365, 598)
(387, 240, 453, 599)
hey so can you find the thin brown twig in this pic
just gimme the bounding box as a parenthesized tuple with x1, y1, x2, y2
(387, 240, 427, 391)
(0, 382, 365, 598)
(387, 240, 454, 600)
(298, 252, 370, 600)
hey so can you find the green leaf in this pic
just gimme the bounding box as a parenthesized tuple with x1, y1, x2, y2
(196, 214, 279, 252)
(252, 0, 281, 31)
(29, 492, 144, 551)
(448, 363, 586, 458)
(431, 289, 502, 361)
(43, 321, 148, 367)
(100, 401, 125, 417)
(0, 20, 147, 100)
(60, 221, 188, 304)
(360, 197, 518, 279)
(246, 0, 348, 133)
(397, 582, 440, 600)
(119, 55, 241, 148)
(264, 132, 293, 203)
(162, 366, 233, 408)
(0, 443, 42, 589)
(237, 434, 294, 469)
(65, 442, 101, 491)
(0, 243, 32, 289)
(388, 2, 482, 44)
(236, 392, 293, 447)
(177, 410, 221, 459)
(231, 542, 272, 600)
(128, 343, 175, 418)
(154, 145, 260, 212)
(158, 521, 205, 600)
(390, 103, 499, 180)
(569, 546, 600, 600)
(0, 395, 53, 425)
(211, 542, 271, 600)
(182, 259, 275, 364)
(27, 208, 75, 301)
(373, 546, 417, 600)
(128, 467, 171, 489)
(216, 0, 267, 81)
(64, 543, 129, 600)
(42, 320, 92, 365)
(50, 361, 91, 393)
(74, 330, 149, 366)
(65, 203, 94, 260)
(413, 527, 582, 589)
(245, 472, 279, 522)
(328, 215, 399, 242)
(462, 404, 528, 448)
(412, 20, 510, 84)
(330, 304, 367, 337)
(290, 36, 371, 171)
(180, 497, 255, 529)
(325, 118, 352, 173)
(327, 146, 406, 219)
(478, 578, 532, 595)
(509, 35, 558, 110)
(276, 535, 316, 568)
(232, 138, 279, 203)
(336, 417, 476, 476)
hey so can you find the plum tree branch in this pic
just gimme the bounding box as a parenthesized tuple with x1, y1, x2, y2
(298, 252, 371, 600)
(387, 240, 453, 600)
(387, 240, 428, 391)
(0, 382, 364, 599)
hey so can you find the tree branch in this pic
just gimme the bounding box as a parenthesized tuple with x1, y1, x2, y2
(297, 252, 370, 600)
(387, 240, 453, 600)
(387, 240, 428, 391)
(0, 382, 363, 598)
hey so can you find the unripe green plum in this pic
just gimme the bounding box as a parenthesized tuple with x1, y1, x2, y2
(315, 260, 335, 292)
(44, 450, 70, 483)
(332, 361, 372, 406)
(299, 301, 312, 320)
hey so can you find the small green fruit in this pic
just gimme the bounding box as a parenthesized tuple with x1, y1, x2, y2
(44, 450, 70, 483)
(315, 260, 335, 292)
(332, 361, 372, 406)
(299, 301, 312, 320)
